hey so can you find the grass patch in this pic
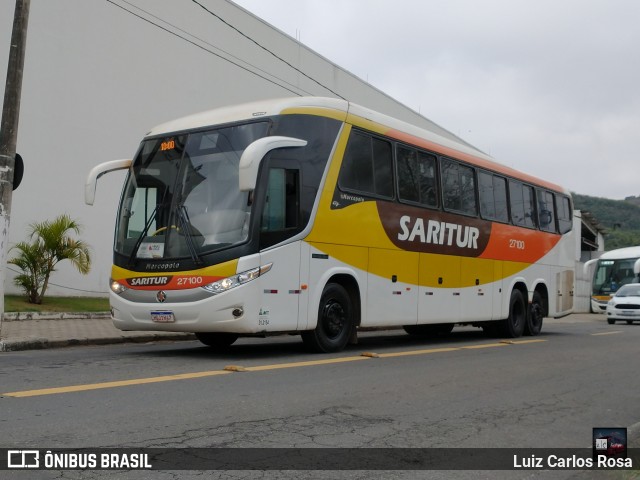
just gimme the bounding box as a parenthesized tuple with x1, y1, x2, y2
(4, 295, 109, 313)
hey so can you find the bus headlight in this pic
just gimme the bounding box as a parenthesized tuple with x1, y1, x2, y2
(202, 263, 272, 295)
(110, 279, 128, 294)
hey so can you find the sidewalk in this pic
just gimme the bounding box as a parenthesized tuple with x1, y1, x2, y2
(0, 312, 195, 352)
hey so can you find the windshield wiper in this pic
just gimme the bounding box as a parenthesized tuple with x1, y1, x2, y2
(177, 204, 202, 266)
(127, 204, 159, 268)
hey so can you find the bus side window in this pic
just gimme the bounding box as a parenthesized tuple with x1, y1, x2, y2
(260, 167, 300, 248)
(536, 189, 557, 233)
(339, 130, 393, 199)
(397, 146, 438, 208)
(418, 151, 438, 207)
(340, 132, 372, 193)
(509, 181, 536, 228)
(397, 146, 420, 203)
(442, 158, 477, 216)
(557, 194, 573, 234)
(479, 171, 508, 222)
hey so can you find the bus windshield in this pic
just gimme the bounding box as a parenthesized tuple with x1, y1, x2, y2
(115, 122, 269, 262)
(592, 257, 639, 295)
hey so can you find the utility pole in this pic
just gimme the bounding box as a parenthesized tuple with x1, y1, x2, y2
(0, 0, 30, 324)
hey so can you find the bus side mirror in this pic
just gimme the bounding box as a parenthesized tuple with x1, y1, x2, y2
(85, 159, 132, 205)
(634, 258, 640, 275)
(239, 136, 307, 192)
(583, 258, 598, 277)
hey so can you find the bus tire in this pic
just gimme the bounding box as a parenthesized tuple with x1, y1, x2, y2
(502, 289, 526, 338)
(607, 318, 615, 325)
(302, 283, 354, 353)
(195, 332, 238, 349)
(403, 323, 454, 337)
(525, 291, 544, 336)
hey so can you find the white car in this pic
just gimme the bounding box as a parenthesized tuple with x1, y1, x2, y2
(606, 283, 640, 324)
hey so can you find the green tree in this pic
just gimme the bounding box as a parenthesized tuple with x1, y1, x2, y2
(8, 214, 91, 304)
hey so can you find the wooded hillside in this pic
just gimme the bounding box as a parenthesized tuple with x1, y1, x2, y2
(573, 193, 640, 249)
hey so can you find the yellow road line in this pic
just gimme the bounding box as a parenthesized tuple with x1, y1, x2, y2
(4, 370, 232, 398)
(509, 339, 548, 345)
(377, 347, 459, 358)
(2, 339, 546, 398)
(245, 356, 370, 371)
(591, 331, 623, 336)
(461, 342, 510, 350)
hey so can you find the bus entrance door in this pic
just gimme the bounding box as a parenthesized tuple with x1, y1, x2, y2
(259, 243, 301, 331)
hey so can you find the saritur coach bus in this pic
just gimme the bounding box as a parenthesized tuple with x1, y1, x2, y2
(85, 97, 575, 353)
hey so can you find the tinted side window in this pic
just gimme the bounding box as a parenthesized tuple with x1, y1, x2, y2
(442, 158, 477, 216)
(339, 132, 372, 193)
(557, 194, 573, 234)
(493, 176, 508, 222)
(260, 167, 300, 248)
(537, 189, 557, 233)
(397, 146, 438, 208)
(522, 185, 536, 228)
(509, 180, 536, 228)
(339, 131, 393, 198)
(479, 171, 508, 222)
(372, 137, 393, 197)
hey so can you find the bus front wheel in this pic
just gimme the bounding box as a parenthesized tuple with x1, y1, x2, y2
(195, 332, 238, 349)
(502, 289, 525, 338)
(302, 283, 354, 353)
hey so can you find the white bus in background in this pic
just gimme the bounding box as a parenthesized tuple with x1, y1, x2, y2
(584, 246, 640, 313)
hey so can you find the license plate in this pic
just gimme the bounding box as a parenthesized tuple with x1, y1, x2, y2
(151, 311, 175, 323)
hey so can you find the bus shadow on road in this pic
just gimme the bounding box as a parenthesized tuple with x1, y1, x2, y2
(128, 324, 564, 362)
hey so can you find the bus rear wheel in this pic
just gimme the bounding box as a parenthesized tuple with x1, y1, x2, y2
(195, 332, 239, 349)
(502, 289, 525, 338)
(525, 291, 544, 336)
(302, 283, 354, 353)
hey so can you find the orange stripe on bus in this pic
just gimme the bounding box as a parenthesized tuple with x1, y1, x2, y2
(479, 223, 561, 263)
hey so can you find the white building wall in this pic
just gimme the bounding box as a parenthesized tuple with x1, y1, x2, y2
(573, 210, 606, 313)
(1, 0, 478, 297)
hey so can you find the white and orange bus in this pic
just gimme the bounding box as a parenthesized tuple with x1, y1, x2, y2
(86, 97, 575, 352)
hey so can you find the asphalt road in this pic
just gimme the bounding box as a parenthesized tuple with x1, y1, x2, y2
(1, 314, 639, 479)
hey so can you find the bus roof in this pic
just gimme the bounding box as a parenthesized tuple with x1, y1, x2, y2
(146, 97, 349, 137)
(146, 96, 567, 194)
(598, 246, 640, 260)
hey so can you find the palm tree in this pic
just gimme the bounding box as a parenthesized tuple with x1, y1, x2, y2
(9, 214, 92, 304)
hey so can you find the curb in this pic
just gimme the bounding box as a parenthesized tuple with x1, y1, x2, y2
(0, 333, 197, 352)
